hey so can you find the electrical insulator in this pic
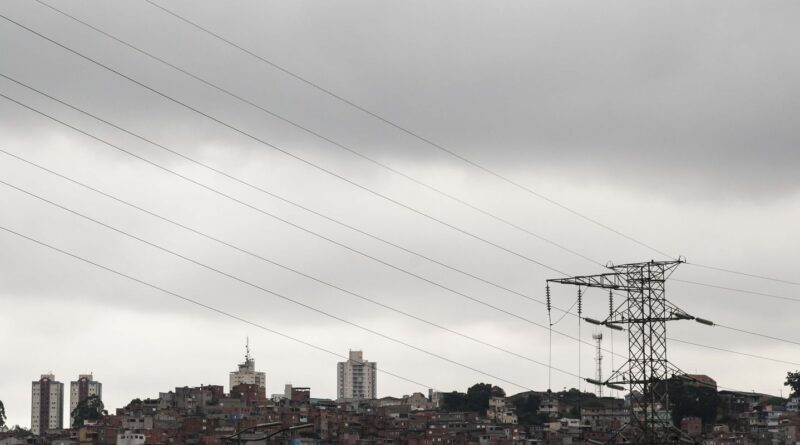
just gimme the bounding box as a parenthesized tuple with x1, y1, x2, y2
(609, 290, 613, 317)
(577, 288, 583, 316)
(546, 284, 551, 314)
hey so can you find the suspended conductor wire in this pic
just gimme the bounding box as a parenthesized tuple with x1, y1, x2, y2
(577, 287, 583, 394)
(0, 146, 581, 377)
(0, 15, 792, 350)
(0, 225, 437, 391)
(0, 90, 616, 360)
(30, 0, 605, 271)
(0, 179, 543, 391)
(0, 72, 582, 326)
(142, 0, 676, 262)
(577, 286, 583, 440)
(141, 0, 800, 291)
(550, 296, 579, 326)
(2, 20, 797, 368)
(687, 262, 800, 288)
(546, 283, 552, 391)
(0, 13, 569, 277)
(32, 0, 794, 304)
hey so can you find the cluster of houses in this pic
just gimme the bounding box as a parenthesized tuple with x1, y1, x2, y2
(2, 380, 799, 444)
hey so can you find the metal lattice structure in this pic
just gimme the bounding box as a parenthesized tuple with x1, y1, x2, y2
(548, 259, 705, 444)
(593, 332, 603, 398)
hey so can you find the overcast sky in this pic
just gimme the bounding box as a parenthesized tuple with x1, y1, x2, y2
(1, 0, 799, 430)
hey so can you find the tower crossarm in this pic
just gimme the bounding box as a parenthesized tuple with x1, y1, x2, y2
(547, 272, 631, 290)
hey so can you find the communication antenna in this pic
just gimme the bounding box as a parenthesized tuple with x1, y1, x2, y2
(592, 332, 604, 397)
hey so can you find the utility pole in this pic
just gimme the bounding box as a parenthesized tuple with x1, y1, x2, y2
(547, 259, 713, 445)
(592, 333, 603, 398)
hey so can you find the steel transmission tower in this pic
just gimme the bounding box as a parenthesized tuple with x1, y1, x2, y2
(547, 259, 712, 445)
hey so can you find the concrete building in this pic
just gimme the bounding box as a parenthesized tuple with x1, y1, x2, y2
(31, 373, 64, 435)
(487, 397, 518, 424)
(69, 374, 102, 427)
(336, 350, 377, 401)
(229, 340, 266, 391)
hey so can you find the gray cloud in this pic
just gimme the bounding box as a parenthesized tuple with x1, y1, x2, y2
(1, 0, 799, 429)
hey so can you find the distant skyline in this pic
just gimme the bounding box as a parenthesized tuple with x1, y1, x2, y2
(2, 0, 799, 430)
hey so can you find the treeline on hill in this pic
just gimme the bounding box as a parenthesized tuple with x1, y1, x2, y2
(440, 384, 598, 426)
(437, 378, 765, 429)
(440, 383, 506, 413)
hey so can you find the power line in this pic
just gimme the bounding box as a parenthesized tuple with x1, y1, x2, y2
(0, 72, 578, 319)
(0, 178, 550, 391)
(0, 224, 437, 391)
(674, 278, 800, 304)
(142, 0, 674, 261)
(0, 146, 577, 378)
(4, 0, 792, 394)
(669, 338, 800, 367)
(0, 90, 616, 361)
(31, 0, 603, 270)
(687, 262, 800, 287)
(715, 324, 800, 348)
(4, 87, 797, 366)
(1, 221, 764, 397)
(142, 0, 800, 290)
(0, 13, 569, 277)
(6, 9, 792, 333)
(5, 172, 783, 398)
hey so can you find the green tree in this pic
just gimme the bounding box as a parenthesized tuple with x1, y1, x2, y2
(0, 400, 6, 429)
(71, 395, 106, 428)
(441, 391, 468, 411)
(441, 384, 506, 413)
(513, 394, 543, 426)
(465, 383, 504, 413)
(785, 371, 800, 397)
(668, 378, 720, 427)
(11, 425, 32, 438)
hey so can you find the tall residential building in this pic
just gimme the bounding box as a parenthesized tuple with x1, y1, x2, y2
(229, 339, 266, 391)
(337, 350, 377, 401)
(69, 374, 102, 427)
(31, 373, 64, 435)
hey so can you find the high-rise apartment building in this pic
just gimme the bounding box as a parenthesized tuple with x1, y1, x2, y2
(337, 350, 377, 401)
(31, 373, 64, 435)
(70, 374, 102, 427)
(229, 339, 266, 391)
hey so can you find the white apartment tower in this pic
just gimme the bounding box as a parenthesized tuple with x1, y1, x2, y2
(70, 374, 102, 427)
(229, 339, 266, 391)
(337, 350, 377, 401)
(31, 373, 64, 435)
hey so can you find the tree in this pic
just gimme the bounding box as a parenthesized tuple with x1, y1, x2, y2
(441, 383, 507, 413)
(513, 394, 544, 426)
(0, 400, 6, 429)
(71, 395, 106, 428)
(11, 425, 32, 438)
(785, 371, 800, 397)
(668, 378, 720, 427)
(441, 391, 468, 411)
(465, 383, 504, 413)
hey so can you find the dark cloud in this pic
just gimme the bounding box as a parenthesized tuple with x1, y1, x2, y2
(1, 0, 799, 429)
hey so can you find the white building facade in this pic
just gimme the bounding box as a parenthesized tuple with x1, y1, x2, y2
(229, 342, 266, 390)
(337, 350, 377, 401)
(69, 374, 102, 427)
(31, 373, 64, 435)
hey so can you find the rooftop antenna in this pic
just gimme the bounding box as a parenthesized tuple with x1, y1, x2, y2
(245, 336, 251, 361)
